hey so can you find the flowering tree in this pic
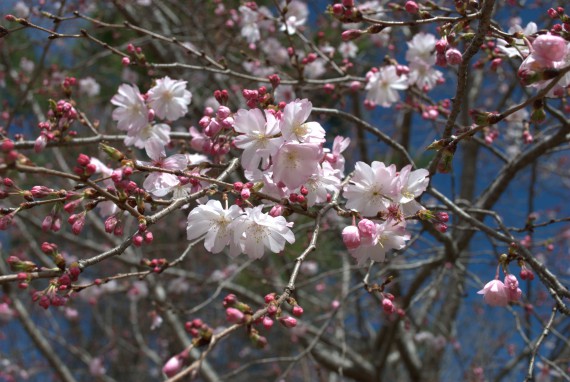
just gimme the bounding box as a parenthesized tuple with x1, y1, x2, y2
(0, 0, 569, 381)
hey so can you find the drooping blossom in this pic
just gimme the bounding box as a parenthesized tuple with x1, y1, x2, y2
(186, 199, 243, 255)
(232, 205, 295, 259)
(147, 76, 192, 121)
(111, 84, 148, 133)
(324, 136, 351, 173)
(365, 66, 409, 107)
(407, 60, 444, 90)
(477, 279, 509, 307)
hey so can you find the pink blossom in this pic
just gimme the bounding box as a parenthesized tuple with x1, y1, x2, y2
(272, 142, 322, 190)
(111, 84, 149, 134)
(147, 76, 192, 121)
(279, 99, 326, 143)
(233, 108, 282, 171)
(477, 279, 509, 307)
(187, 200, 243, 255)
(532, 34, 567, 63)
(343, 161, 398, 215)
(231, 205, 295, 259)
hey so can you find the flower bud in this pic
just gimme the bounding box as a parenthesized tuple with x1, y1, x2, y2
(279, 316, 297, 328)
(342, 225, 361, 249)
(225, 307, 245, 323)
(445, 48, 463, 65)
(341, 29, 363, 42)
(162, 356, 182, 378)
(405, 1, 419, 14)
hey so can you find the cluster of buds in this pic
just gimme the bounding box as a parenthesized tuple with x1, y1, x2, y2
(133, 222, 154, 247)
(140, 257, 167, 273)
(124, 43, 145, 66)
(242, 86, 273, 109)
(233, 181, 255, 206)
(547, 7, 570, 36)
(73, 154, 97, 178)
(47, 99, 78, 132)
(483, 127, 499, 145)
(32, 280, 69, 309)
(184, 318, 213, 347)
(61, 76, 77, 97)
(434, 38, 463, 66)
(104, 214, 124, 236)
(1, 138, 18, 163)
(288, 185, 309, 205)
(189, 104, 232, 157)
(381, 293, 405, 317)
(330, 0, 364, 24)
(263, 293, 298, 329)
(478, 273, 522, 307)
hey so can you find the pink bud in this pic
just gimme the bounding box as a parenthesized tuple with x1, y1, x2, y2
(225, 307, 245, 323)
(405, 1, 419, 14)
(122, 57, 130, 66)
(435, 39, 449, 53)
(279, 316, 297, 328)
(477, 279, 509, 307)
(341, 29, 363, 42)
(34, 134, 48, 153)
(162, 356, 183, 378)
(133, 234, 144, 247)
(269, 205, 284, 217)
(262, 316, 274, 329)
(77, 154, 90, 166)
(342, 225, 361, 249)
(445, 49, 463, 65)
(436, 212, 449, 222)
(382, 298, 395, 314)
(240, 187, 251, 200)
(292, 305, 304, 317)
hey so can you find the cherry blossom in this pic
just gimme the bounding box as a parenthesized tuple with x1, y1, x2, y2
(272, 142, 322, 190)
(365, 66, 409, 107)
(343, 161, 398, 215)
(233, 108, 282, 171)
(111, 83, 149, 133)
(186, 200, 243, 255)
(280, 99, 326, 144)
(147, 76, 192, 121)
(140, 140, 188, 197)
(477, 279, 509, 307)
(232, 205, 295, 259)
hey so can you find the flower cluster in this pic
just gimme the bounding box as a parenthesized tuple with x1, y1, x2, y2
(365, 32, 444, 108)
(111, 76, 192, 152)
(186, 200, 295, 260)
